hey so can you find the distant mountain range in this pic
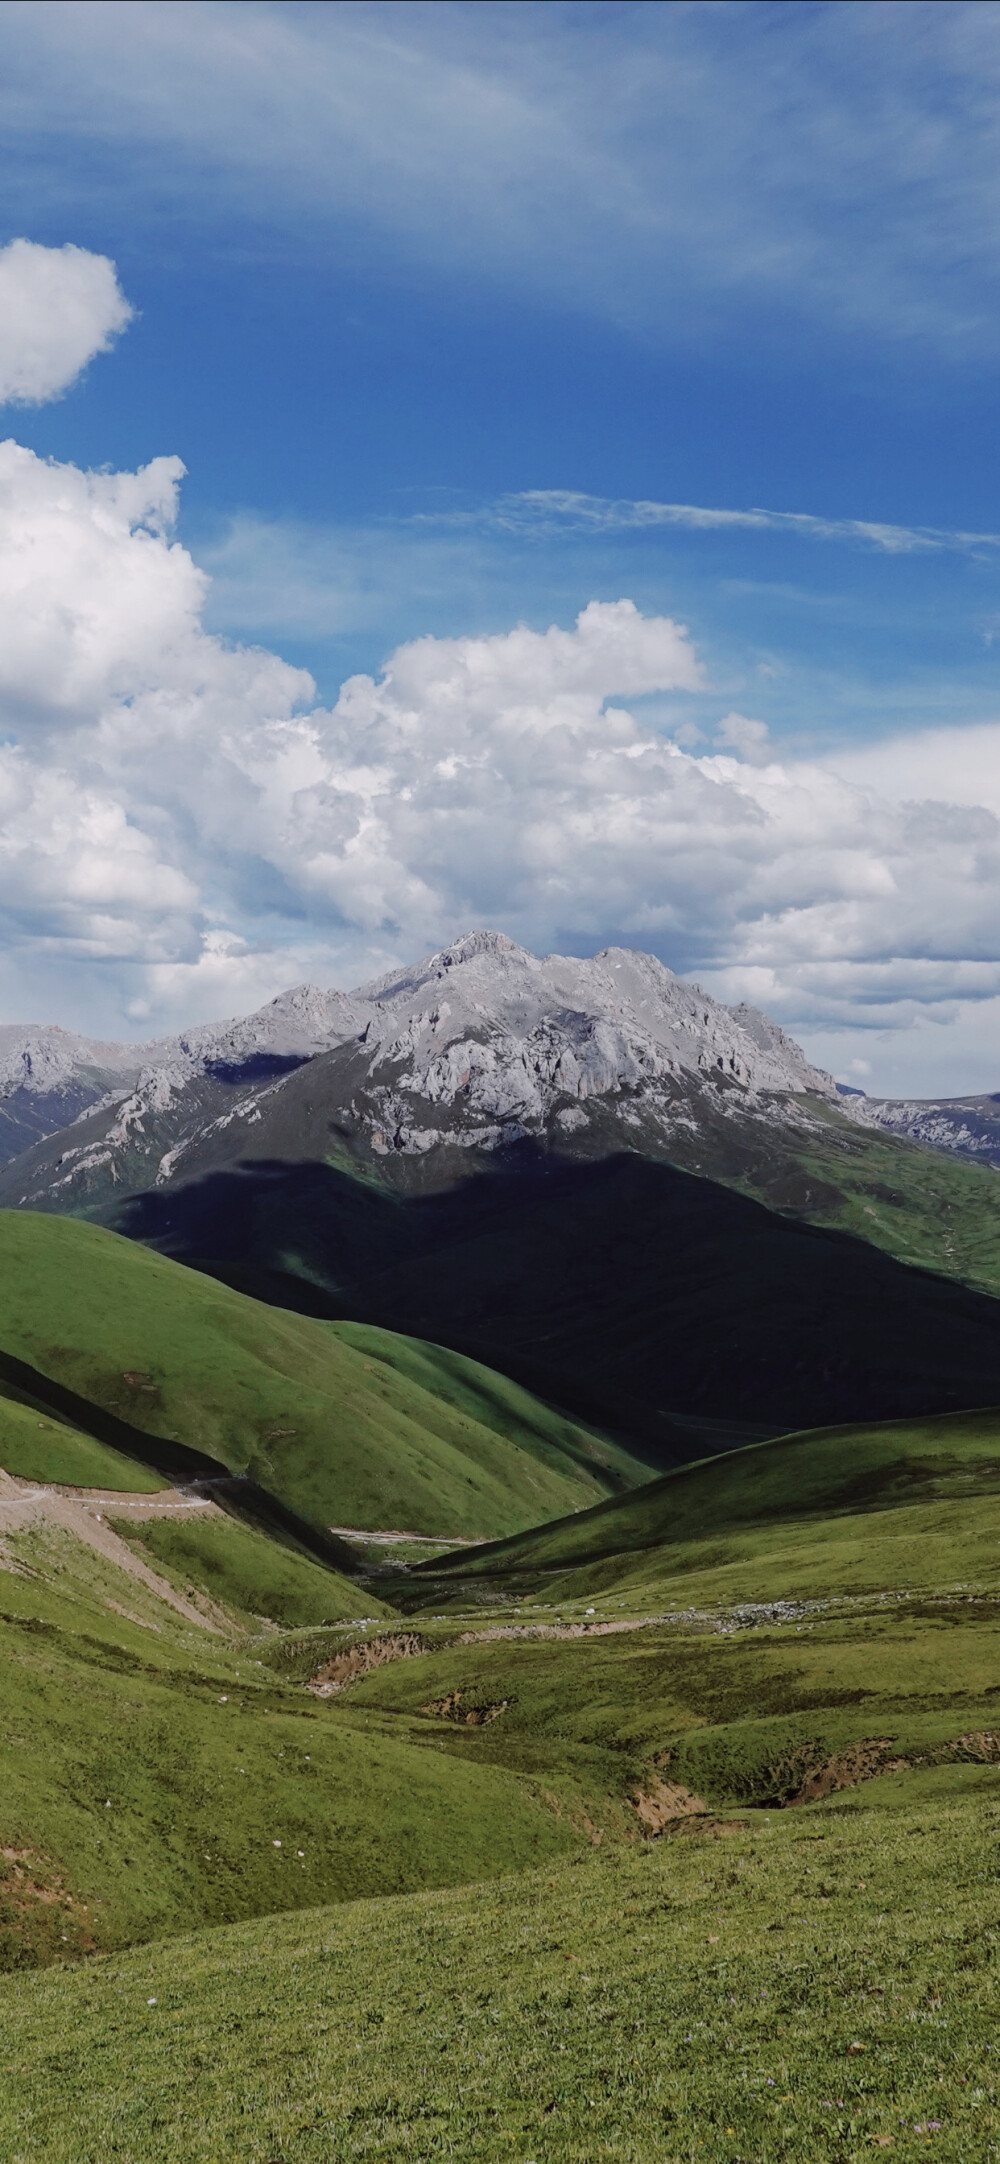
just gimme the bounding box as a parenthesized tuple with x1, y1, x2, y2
(0, 928, 841, 1206)
(2, 931, 1000, 1462)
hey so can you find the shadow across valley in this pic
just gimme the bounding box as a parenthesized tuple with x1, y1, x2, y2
(112, 1150, 1000, 1468)
(0, 1340, 360, 1577)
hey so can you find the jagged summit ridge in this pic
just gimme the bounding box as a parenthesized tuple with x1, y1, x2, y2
(0, 928, 837, 1122)
(0, 930, 841, 1204)
(349, 933, 835, 1115)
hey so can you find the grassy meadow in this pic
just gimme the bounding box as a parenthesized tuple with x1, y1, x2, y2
(4, 1286, 1000, 2158)
(0, 1387, 165, 1491)
(115, 1509, 376, 1629)
(2, 1785, 999, 2162)
(0, 1211, 641, 1536)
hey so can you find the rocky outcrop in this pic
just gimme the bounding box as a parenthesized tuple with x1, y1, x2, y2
(0, 928, 839, 1207)
(845, 1091, 1000, 1167)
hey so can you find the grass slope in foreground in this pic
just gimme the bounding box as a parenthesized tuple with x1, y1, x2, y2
(0, 1210, 643, 1537)
(0, 1508, 568, 1967)
(6, 1399, 1000, 2154)
(2, 1789, 999, 2162)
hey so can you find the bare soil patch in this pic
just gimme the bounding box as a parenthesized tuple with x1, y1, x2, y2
(308, 1631, 426, 1696)
(628, 1777, 745, 1839)
(0, 1845, 96, 1968)
(787, 1740, 908, 1805)
(421, 1689, 510, 1725)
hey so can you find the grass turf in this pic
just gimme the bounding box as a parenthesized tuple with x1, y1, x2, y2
(8, 1392, 1000, 2157)
(114, 1511, 382, 1629)
(416, 1404, 1000, 1592)
(2, 1785, 999, 2162)
(0, 1390, 165, 1490)
(0, 1521, 571, 1968)
(0, 1211, 644, 1538)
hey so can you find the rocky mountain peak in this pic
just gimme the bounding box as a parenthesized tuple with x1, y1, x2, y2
(0, 929, 839, 1195)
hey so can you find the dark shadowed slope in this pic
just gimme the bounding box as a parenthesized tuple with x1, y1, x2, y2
(0, 1211, 643, 1539)
(111, 1151, 1000, 1460)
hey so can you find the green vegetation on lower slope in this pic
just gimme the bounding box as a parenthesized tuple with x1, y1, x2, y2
(328, 1320, 639, 1490)
(4, 1791, 1000, 2163)
(0, 1518, 570, 1968)
(0, 1210, 643, 1537)
(420, 1404, 1000, 1589)
(11, 1378, 1000, 2157)
(349, 1573, 1000, 1823)
(0, 1389, 165, 1490)
(781, 1099, 1000, 1296)
(116, 1511, 374, 1629)
(333, 1402, 1000, 1834)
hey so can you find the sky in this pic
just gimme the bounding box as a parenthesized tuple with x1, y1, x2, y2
(3, 1, 1000, 1091)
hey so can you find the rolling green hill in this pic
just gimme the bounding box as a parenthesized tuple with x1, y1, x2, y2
(6, 1395, 1000, 2157)
(0, 1514, 567, 1971)
(5, 1793, 1000, 2163)
(0, 1211, 646, 1539)
(116, 1509, 383, 1630)
(416, 1403, 1000, 1594)
(5, 1372, 1000, 2156)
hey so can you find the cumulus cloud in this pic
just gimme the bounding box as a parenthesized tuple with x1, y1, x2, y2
(0, 439, 311, 986)
(716, 712, 771, 764)
(1, 430, 1000, 1082)
(0, 240, 132, 405)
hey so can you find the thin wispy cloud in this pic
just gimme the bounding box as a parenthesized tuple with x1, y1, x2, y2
(426, 491, 1000, 559)
(4, 3, 1000, 355)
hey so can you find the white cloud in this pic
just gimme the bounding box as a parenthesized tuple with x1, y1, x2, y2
(716, 713, 771, 764)
(456, 490, 1000, 557)
(0, 239, 132, 405)
(1, 432, 1000, 1089)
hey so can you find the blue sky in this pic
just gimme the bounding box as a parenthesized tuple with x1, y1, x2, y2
(2, 0, 1000, 1091)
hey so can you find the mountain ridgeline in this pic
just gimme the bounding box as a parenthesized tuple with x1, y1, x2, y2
(1, 929, 1000, 1459)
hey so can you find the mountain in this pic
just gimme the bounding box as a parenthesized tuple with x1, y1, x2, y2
(0, 1021, 158, 1166)
(0, 929, 839, 1210)
(5, 931, 1000, 1306)
(0, 982, 376, 1173)
(4, 931, 1000, 1456)
(850, 1090, 1000, 1168)
(85, 1149, 1000, 1461)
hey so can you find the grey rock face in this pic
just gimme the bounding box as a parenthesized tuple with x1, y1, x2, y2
(845, 1093, 1000, 1168)
(0, 928, 839, 1205)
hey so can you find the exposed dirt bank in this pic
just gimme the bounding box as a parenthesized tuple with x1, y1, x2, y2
(421, 1690, 510, 1725)
(0, 1469, 228, 1632)
(308, 1631, 426, 1696)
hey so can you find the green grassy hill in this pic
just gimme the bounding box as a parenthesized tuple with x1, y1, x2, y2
(0, 1211, 645, 1538)
(117, 1510, 380, 1630)
(0, 1516, 568, 1971)
(5, 1381, 1000, 2155)
(0, 1386, 166, 1490)
(419, 1402, 1000, 1592)
(4, 1790, 998, 2164)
